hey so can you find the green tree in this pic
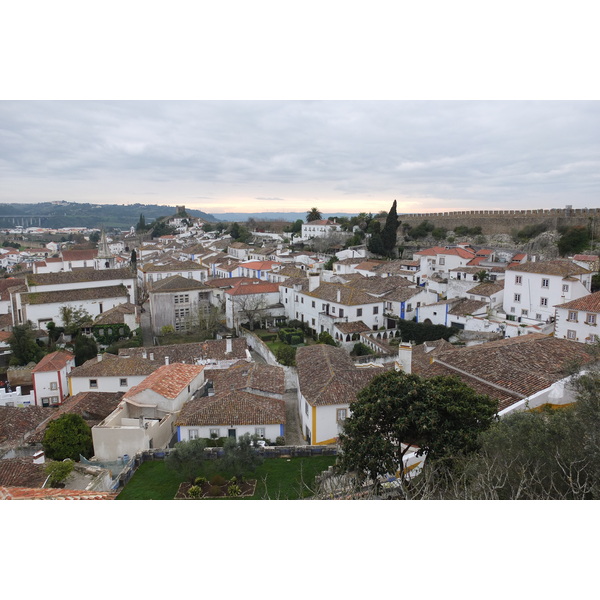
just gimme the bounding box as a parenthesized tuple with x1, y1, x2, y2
(89, 231, 101, 244)
(130, 249, 137, 267)
(42, 413, 94, 461)
(44, 459, 75, 487)
(166, 438, 210, 483)
(380, 199, 401, 257)
(337, 371, 497, 488)
(474, 270, 490, 282)
(8, 323, 44, 366)
(367, 232, 385, 256)
(306, 207, 322, 222)
(136, 213, 147, 232)
(318, 331, 337, 346)
(59, 305, 92, 336)
(218, 433, 264, 481)
(557, 226, 590, 256)
(150, 220, 176, 239)
(74, 334, 98, 366)
(275, 344, 296, 366)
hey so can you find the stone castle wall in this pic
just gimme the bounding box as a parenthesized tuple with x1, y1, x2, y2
(399, 207, 600, 235)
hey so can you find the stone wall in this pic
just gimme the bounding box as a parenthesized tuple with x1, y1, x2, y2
(399, 207, 600, 236)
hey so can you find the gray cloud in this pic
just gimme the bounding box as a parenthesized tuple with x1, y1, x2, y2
(1, 100, 599, 212)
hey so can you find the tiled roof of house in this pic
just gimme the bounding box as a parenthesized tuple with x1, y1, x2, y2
(32, 350, 74, 373)
(306, 282, 381, 306)
(296, 344, 389, 407)
(27, 268, 133, 287)
(225, 281, 280, 296)
(334, 320, 370, 334)
(149, 275, 210, 293)
(555, 291, 600, 312)
(21, 284, 129, 305)
(346, 275, 413, 296)
(207, 362, 285, 396)
(0, 406, 54, 449)
(228, 242, 252, 249)
(304, 219, 337, 226)
(272, 265, 307, 278)
(124, 363, 204, 400)
(142, 260, 207, 272)
(69, 354, 158, 378)
(205, 277, 261, 289)
(240, 260, 279, 271)
(447, 298, 488, 317)
(506, 259, 590, 276)
(0, 277, 27, 293)
(0, 313, 13, 330)
(467, 281, 505, 296)
(416, 334, 594, 412)
(175, 391, 286, 427)
(120, 338, 249, 364)
(0, 486, 118, 500)
(414, 246, 476, 259)
(382, 286, 425, 303)
(572, 254, 598, 262)
(372, 260, 420, 274)
(0, 458, 47, 488)
(92, 302, 137, 325)
(61, 249, 98, 262)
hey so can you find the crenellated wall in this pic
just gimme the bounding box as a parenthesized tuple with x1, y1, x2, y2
(399, 207, 600, 235)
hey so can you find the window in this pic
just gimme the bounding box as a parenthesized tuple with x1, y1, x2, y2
(514, 293, 521, 302)
(311, 318, 315, 326)
(515, 275, 522, 284)
(521, 309, 528, 316)
(439, 257, 445, 265)
(305, 401, 309, 416)
(541, 278, 550, 288)
(337, 408, 347, 421)
(373, 306, 379, 315)
(540, 297, 548, 306)
(567, 330, 577, 340)
(209, 428, 220, 438)
(407, 304, 412, 312)
(331, 306, 335, 313)
(50, 382, 58, 390)
(587, 313, 597, 325)
(311, 301, 315, 308)
(568, 311, 578, 322)
(356, 308, 362, 317)
(562, 284, 569, 293)
(89, 379, 98, 389)
(510, 307, 515, 313)
(120, 378, 128, 387)
(339, 309, 344, 318)
(301, 297, 304, 303)
(536, 313, 542, 320)
(188, 429, 199, 440)
(50, 397, 59, 405)
(255, 427, 265, 438)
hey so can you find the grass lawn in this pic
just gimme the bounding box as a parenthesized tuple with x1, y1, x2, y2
(116, 455, 337, 500)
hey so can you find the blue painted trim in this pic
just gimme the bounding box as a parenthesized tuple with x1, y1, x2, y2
(177, 427, 181, 442)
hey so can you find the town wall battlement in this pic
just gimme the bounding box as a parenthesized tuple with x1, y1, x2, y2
(399, 207, 600, 235)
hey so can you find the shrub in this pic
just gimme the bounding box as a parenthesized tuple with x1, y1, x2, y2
(275, 436, 286, 446)
(187, 485, 202, 498)
(290, 334, 303, 346)
(44, 459, 74, 487)
(210, 474, 227, 486)
(276, 344, 296, 366)
(227, 484, 242, 497)
(208, 485, 222, 497)
(194, 476, 207, 486)
(351, 342, 375, 356)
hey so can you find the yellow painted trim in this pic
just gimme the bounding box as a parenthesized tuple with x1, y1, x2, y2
(312, 405, 317, 444)
(68, 379, 72, 396)
(316, 437, 338, 446)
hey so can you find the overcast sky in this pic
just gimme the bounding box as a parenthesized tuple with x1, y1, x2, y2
(1, 100, 598, 216)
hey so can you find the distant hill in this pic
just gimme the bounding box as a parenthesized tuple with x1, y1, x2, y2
(214, 212, 360, 222)
(0, 202, 218, 230)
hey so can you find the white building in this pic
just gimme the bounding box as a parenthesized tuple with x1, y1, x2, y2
(31, 350, 75, 407)
(554, 291, 600, 343)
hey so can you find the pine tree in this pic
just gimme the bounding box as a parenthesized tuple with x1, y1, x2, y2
(381, 199, 400, 257)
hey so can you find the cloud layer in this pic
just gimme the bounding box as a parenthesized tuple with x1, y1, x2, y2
(1, 101, 599, 214)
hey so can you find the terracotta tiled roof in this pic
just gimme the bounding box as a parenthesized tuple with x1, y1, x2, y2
(555, 291, 600, 312)
(175, 391, 285, 427)
(572, 254, 598, 262)
(346, 275, 413, 296)
(124, 363, 204, 400)
(447, 298, 488, 317)
(91, 302, 137, 325)
(467, 281, 504, 296)
(32, 350, 74, 373)
(21, 284, 129, 305)
(142, 260, 206, 272)
(120, 338, 249, 363)
(207, 362, 285, 396)
(240, 260, 279, 270)
(414, 246, 476, 259)
(149, 275, 210, 293)
(416, 334, 593, 411)
(27, 268, 133, 287)
(296, 345, 390, 407)
(334, 321, 370, 334)
(61, 249, 98, 262)
(0, 486, 118, 500)
(205, 277, 261, 289)
(0, 458, 47, 488)
(0, 406, 54, 449)
(69, 354, 158, 378)
(306, 282, 381, 306)
(225, 281, 280, 296)
(506, 259, 590, 276)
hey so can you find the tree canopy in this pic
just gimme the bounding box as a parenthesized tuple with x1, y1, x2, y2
(306, 207, 322, 222)
(42, 413, 94, 461)
(8, 323, 44, 366)
(337, 371, 497, 487)
(380, 199, 400, 257)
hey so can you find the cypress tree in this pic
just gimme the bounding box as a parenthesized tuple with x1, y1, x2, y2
(381, 199, 400, 257)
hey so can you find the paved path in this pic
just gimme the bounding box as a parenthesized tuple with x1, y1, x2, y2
(283, 389, 306, 445)
(139, 303, 153, 346)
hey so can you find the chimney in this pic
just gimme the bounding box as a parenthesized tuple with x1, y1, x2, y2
(336, 288, 341, 303)
(396, 342, 413, 374)
(165, 356, 169, 365)
(33, 450, 45, 465)
(97, 353, 102, 362)
(142, 350, 147, 359)
(226, 336, 232, 354)
(308, 272, 320, 292)
(149, 353, 154, 361)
